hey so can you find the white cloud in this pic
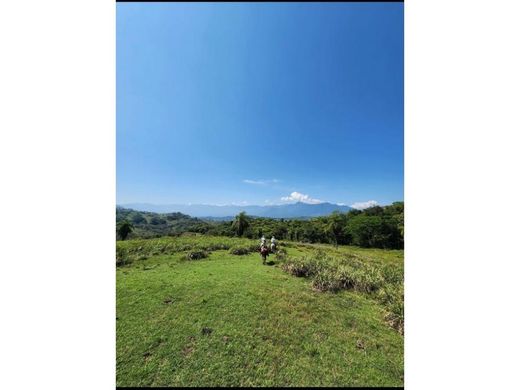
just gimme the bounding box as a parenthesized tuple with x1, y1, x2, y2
(281, 191, 323, 204)
(243, 179, 280, 185)
(243, 179, 264, 185)
(350, 200, 378, 210)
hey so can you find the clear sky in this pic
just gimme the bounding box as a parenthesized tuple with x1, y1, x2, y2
(117, 2, 403, 207)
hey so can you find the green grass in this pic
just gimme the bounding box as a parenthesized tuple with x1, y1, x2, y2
(117, 236, 404, 387)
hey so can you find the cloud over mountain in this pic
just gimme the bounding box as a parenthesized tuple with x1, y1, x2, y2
(281, 192, 323, 204)
(350, 200, 378, 210)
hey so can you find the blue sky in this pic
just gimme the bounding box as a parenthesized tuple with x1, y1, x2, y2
(117, 2, 403, 208)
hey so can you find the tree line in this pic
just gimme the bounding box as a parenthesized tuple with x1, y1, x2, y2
(116, 202, 404, 249)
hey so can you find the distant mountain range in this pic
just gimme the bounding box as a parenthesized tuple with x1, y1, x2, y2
(119, 202, 352, 219)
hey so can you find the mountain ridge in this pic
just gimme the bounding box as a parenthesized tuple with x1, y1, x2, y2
(119, 201, 352, 218)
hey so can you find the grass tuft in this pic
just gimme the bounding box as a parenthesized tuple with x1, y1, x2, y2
(184, 250, 209, 261)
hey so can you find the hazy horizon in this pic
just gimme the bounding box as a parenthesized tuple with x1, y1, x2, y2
(117, 198, 393, 209)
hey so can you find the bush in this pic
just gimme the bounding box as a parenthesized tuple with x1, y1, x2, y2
(276, 248, 287, 255)
(281, 256, 325, 278)
(274, 248, 288, 261)
(116, 246, 130, 267)
(376, 284, 404, 334)
(185, 250, 209, 261)
(354, 267, 384, 292)
(283, 254, 389, 295)
(204, 243, 231, 251)
(178, 244, 195, 251)
(381, 264, 404, 284)
(334, 264, 357, 289)
(311, 268, 342, 292)
(229, 246, 253, 256)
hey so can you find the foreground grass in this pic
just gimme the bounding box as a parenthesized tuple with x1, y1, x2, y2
(117, 237, 403, 387)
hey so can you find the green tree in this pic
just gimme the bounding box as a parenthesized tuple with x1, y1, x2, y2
(302, 224, 319, 243)
(346, 215, 390, 248)
(149, 216, 166, 225)
(117, 220, 134, 241)
(232, 211, 251, 237)
(325, 211, 348, 247)
(131, 213, 146, 224)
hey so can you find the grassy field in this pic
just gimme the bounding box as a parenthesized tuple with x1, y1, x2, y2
(116, 236, 404, 387)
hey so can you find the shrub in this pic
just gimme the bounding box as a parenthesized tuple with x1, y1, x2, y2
(385, 301, 404, 335)
(311, 268, 342, 292)
(381, 264, 404, 284)
(281, 259, 307, 277)
(376, 284, 404, 334)
(274, 248, 288, 261)
(334, 264, 357, 289)
(350, 266, 385, 293)
(281, 256, 325, 278)
(184, 250, 209, 261)
(204, 243, 231, 251)
(116, 246, 130, 267)
(229, 246, 253, 256)
(276, 248, 287, 255)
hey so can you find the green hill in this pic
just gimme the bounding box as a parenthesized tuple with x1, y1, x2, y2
(116, 207, 211, 239)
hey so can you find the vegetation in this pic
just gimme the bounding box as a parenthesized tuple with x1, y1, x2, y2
(231, 211, 251, 237)
(116, 207, 209, 239)
(116, 202, 404, 250)
(280, 252, 403, 334)
(229, 244, 257, 256)
(117, 220, 134, 241)
(117, 236, 403, 386)
(185, 250, 209, 261)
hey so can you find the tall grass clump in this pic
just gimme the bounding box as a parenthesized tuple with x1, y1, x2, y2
(281, 256, 325, 278)
(376, 283, 404, 334)
(116, 246, 130, 267)
(184, 250, 209, 261)
(311, 267, 343, 292)
(116, 236, 259, 265)
(334, 264, 385, 293)
(203, 242, 232, 251)
(274, 248, 288, 261)
(281, 252, 403, 333)
(229, 246, 252, 256)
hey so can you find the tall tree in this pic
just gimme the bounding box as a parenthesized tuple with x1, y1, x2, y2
(325, 211, 348, 247)
(117, 220, 134, 241)
(232, 211, 250, 237)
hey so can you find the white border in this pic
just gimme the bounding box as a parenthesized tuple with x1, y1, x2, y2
(406, 0, 520, 389)
(0, 1, 115, 389)
(1, 1, 520, 388)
